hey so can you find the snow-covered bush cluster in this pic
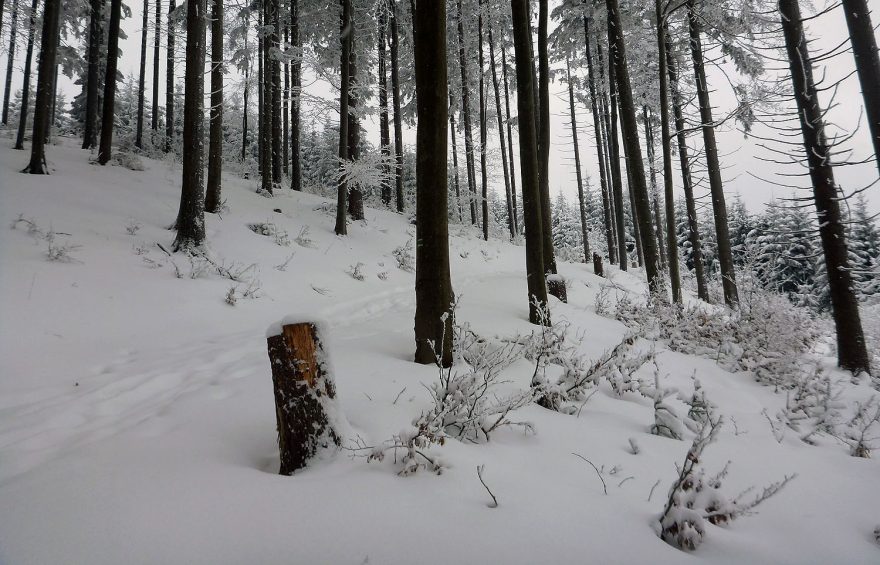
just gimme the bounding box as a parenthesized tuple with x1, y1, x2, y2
(248, 221, 290, 247)
(11, 214, 82, 263)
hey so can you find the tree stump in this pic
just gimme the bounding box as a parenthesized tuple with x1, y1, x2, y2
(547, 273, 568, 303)
(267, 321, 341, 475)
(593, 253, 604, 277)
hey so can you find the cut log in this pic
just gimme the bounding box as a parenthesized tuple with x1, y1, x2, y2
(267, 321, 341, 475)
(593, 253, 604, 278)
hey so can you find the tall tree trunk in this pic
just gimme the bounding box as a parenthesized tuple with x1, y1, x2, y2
(687, 0, 737, 306)
(627, 175, 644, 267)
(135, 0, 147, 148)
(346, 34, 364, 221)
(260, 3, 273, 194)
(488, 17, 515, 239)
(511, 0, 549, 325)
(151, 0, 160, 131)
(82, 0, 102, 149)
(644, 106, 667, 271)
(412, 0, 454, 367)
(603, 36, 627, 269)
(205, 0, 223, 214)
(450, 101, 464, 223)
(378, 7, 391, 206)
(257, 14, 264, 176)
(389, 0, 404, 212)
(501, 37, 519, 236)
(282, 25, 289, 176)
(583, 15, 615, 263)
(666, 34, 708, 301)
(537, 0, 560, 299)
(779, 0, 870, 375)
(23, 0, 59, 173)
(606, 0, 661, 293)
(477, 0, 489, 240)
(13, 0, 38, 150)
(290, 0, 301, 190)
(270, 0, 282, 188)
(97, 0, 122, 165)
(165, 0, 175, 152)
(456, 0, 478, 226)
(840, 0, 880, 175)
(0, 0, 6, 38)
(654, 3, 682, 303)
(173, 0, 207, 251)
(2, 0, 19, 125)
(242, 57, 248, 161)
(566, 58, 591, 262)
(334, 0, 351, 236)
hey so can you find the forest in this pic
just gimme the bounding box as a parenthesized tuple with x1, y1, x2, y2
(1, 0, 879, 563)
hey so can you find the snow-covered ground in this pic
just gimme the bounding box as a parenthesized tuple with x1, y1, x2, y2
(1, 138, 878, 565)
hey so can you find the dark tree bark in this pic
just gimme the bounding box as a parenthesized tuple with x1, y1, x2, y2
(687, 0, 737, 306)
(779, 0, 870, 375)
(23, 0, 59, 174)
(654, 4, 682, 303)
(378, 7, 391, 205)
(282, 25, 289, 176)
(290, 0, 302, 191)
(583, 15, 616, 263)
(172, 0, 207, 251)
(488, 17, 515, 239)
(456, 0, 478, 226)
(242, 55, 249, 162)
(334, 0, 351, 236)
(501, 36, 519, 236)
(82, 0, 102, 149)
(205, 0, 223, 214)
(259, 2, 273, 194)
(607, 0, 661, 293)
(270, 0, 282, 189)
(841, 0, 880, 175)
(2, 0, 18, 125)
(511, 0, 549, 325)
(644, 107, 667, 271)
(666, 31, 707, 301)
(0, 0, 6, 38)
(413, 0, 455, 366)
(165, 0, 175, 152)
(97, 0, 122, 165)
(389, 0, 404, 212)
(14, 0, 38, 151)
(603, 35, 627, 269)
(450, 101, 464, 223)
(135, 0, 148, 148)
(151, 0, 160, 131)
(258, 12, 266, 180)
(346, 32, 364, 221)
(566, 58, 591, 263)
(477, 0, 489, 241)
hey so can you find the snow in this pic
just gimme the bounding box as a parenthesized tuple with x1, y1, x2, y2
(1, 138, 879, 564)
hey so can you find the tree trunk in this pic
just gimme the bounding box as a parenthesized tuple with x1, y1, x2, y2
(477, 0, 489, 241)
(488, 17, 515, 239)
(457, 0, 478, 226)
(172, 0, 207, 251)
(389, 0, 404, 212)
(666, 30, 707, 301)
(566, 58, 591, 263)
(2, 0, 18, 125)
(151, 0, 160, 131)
(205, 0, 223, 214)
(270, 0, 282, 189)
(644, 106, 667, 271)
(501, 37, 519, 236)
(607, 0, 661, 293)
(82, 0, 103, 149)
(23, 0, 59, 174)
(165, 0, 175, 152)
(346, 33, 364, 221)
(97, 0, 122, 165)
(604, 36, 627, 269)
(282, 25, 289, 176)
(413, 0, 455, 366)
(260, 3, 273, 194)
(378, 7, 391, 206)
(135, 0, 148, 148)
(334, 0, 351, 236)
(583, 15, 616, 263)
(267, 322, 341, 475)
(13, 0, 38, 151)
(290, 0, 302, 190)
(654, 4, 682, 303)
(242, 59, 248, 162)
(841, 0, 880, 175)
(779, 0, 870, 375)
(511, 0, 549, 325)
(687, 0, 737, 306)
(450, 97, 464, 223)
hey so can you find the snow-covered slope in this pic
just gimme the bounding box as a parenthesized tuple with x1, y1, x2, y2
(1, 138, 877, 565)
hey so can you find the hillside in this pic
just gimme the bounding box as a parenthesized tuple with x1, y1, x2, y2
(0, 138, 878, 565)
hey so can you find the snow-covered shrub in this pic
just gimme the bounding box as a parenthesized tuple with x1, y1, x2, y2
(686, 379, 713, 427)
(842, 398, 880, 458)
(125, 218, 142, 235)
(650, 367, 685, 440)
(248, 222, 290, 247)
(658, 418, 795, 551)
(114, 151, 145, 171)
(346, 263, 366, 281)
(11, 215, 82, 262)
(294, 226, 315, 248)
(392, 239, 414, 272)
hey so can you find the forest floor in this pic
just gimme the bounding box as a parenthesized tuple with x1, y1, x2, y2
(1, 138, 878, 564)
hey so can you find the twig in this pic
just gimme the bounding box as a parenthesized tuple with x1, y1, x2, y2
(476, 464, 498, 508)
(617, 476, 635, 488)
(648, 479, 661, 502)
(392, 387, 407, 405)
(572, 452, 607, 495)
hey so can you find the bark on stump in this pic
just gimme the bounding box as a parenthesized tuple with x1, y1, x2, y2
(267, 322, 340, 475)
(593, 253, 604, 277)
(547, 274, 568, 303)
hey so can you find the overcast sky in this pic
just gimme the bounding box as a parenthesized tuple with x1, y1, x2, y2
(6, 0, 879, 217)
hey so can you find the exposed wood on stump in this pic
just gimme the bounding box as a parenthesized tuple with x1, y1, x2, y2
(267, 322, 341, 475)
